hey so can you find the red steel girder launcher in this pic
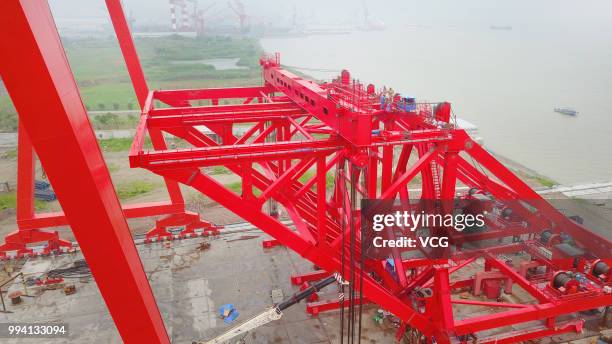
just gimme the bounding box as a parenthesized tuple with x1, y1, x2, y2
(129, 53, 612, 343)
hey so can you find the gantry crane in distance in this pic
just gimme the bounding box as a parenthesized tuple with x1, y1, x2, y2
(227, 0, 247, 33)
(129, 52, 612, 343)
(193, 2, 217, 36)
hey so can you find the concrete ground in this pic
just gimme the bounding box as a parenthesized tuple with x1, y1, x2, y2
(0, 224, 395, 344)
(0, 219, 611, 343)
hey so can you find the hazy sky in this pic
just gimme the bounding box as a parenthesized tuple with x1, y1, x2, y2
(49, 0, 612, 32)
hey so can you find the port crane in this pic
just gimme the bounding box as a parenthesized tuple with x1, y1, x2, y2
(194, 2, 217, 36)
(227, 0, 247, 33)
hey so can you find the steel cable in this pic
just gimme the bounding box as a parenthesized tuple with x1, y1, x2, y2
(46, 259, 91, 279)
(338, 160, 346, 344)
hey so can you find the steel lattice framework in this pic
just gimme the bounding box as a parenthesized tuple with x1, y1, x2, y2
(1, 1, 611, 343)
(129, 55, 612, 343)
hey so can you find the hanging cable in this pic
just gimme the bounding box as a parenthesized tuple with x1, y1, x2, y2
(337, 159, 365, 344)
(348, 162, 356, 344)
(469, 154, 488, 178)
(338, 159, 346, 344)
(46, 259, 91, 279)
(357, 165, 365, 343)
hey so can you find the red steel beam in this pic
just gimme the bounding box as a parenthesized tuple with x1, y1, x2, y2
(16, 123, 35, 221)
(476, 320, 583, 344)
(16, 201, 184, 230)
(306, 297, 371, 316)
(291, 270, 331, 285)
(132, 138, 344, 169)
(262, 62, 373, 146)
(0, 1, 168, 342)
(155, 86, 273, 102)
(148, 108, 305, 127)
(451, 299, 528, 309)
(453, 296, 609, 335)
(149, 101, 301, 117)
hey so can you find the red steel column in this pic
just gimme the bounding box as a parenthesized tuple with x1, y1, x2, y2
(104, 0, 148, 108)
(105, 0, 185, 206)
(0, 1, 169, 343)
(16, 123, 35, 222)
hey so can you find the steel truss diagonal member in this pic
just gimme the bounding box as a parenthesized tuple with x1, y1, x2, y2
(0, 1, 169, 343)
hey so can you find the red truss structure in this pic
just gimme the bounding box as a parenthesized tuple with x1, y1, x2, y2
(1, 1, 610, 343)
(0, 127, 219, 258)
(129, 54, 612, 343)
(0, 0, 220, 259)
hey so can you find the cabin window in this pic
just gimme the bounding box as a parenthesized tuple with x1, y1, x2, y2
(323, 107, 328, 115)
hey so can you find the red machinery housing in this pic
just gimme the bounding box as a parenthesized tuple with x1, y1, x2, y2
(1, 1, 611, 343)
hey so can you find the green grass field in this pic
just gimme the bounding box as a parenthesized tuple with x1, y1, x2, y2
(0, 192, 49, 211)
(98, 137, 152, 152)
(116, 181, 158, 200)
(0, 35, 263, 132)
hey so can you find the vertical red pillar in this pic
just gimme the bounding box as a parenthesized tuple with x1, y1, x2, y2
(367, 149, 378, 198)
(432, 268, 454, 343)
(381, 145, 393, 192)
(0, 1, 169, 343)
(16, 123, 34, 222)
(105, 0, 185, 206)
(440, 151, 458, 213)
(316, 156, 327, 245)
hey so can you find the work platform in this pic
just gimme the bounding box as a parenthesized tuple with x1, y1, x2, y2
(0, 226, 390, 343)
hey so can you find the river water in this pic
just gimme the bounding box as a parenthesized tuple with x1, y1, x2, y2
(261, 26, 612, 185)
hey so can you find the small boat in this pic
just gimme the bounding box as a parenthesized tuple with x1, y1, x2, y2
(490, 25, 512, 31)
(554, 107, 578, 116)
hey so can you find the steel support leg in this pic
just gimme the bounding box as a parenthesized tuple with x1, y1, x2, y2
(0, 115, 71, 258)
(105, 0, 216, 240)
(0, 2, 168, 342)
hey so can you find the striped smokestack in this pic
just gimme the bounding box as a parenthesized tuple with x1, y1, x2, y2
(181, 1, 189, 31)
(169, 1, 177, 31)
